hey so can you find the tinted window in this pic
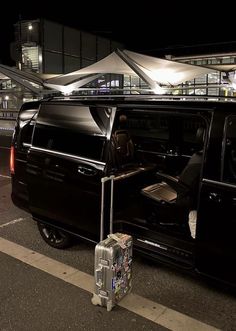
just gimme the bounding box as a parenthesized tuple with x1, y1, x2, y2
(33, 103, 109, 161)
(222, 115, 236, 184)
(33, 125, 105, 160)
(123, 112, 169, 154)
(119, 110, 205, 156)
(19, 123, 35, 146)
(37, 103, 111, 136)
(127, 113, 169, 140)
(17, 101, 39, 147)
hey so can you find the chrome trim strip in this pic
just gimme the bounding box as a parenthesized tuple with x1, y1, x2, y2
(202, 178, 236, 189)
(137, 238, 168, 251)
(137, 149, 190, 158)
(16, 158, 27, 163)
(23, 143, 32, 148)
(30, 146, 105, 170)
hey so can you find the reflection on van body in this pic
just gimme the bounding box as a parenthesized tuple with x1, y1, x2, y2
(11, 97, 236, 287)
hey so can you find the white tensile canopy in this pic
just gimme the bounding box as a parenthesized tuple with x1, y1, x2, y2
(45, 49, 216, 93)
(0, 49, 235, 95)
(0, 64, 45, 94)
(0, 72, 8, 80)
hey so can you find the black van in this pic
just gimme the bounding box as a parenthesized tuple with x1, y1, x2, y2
(11, 96, 236, 287)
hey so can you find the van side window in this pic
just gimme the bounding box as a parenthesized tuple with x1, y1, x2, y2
(33, 104, 108, 161)
(223, 115, 236, 184)
(125, 111, 205, 156)
(126, 112, 169, 154)
(19, 123, 35, 146)
(17, 103, 39, 148)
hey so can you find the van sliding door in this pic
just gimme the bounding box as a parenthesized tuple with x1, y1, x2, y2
(27, 102, 115, 242)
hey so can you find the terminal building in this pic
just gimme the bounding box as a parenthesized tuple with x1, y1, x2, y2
(12, 18, 123, 74)
(0, 18, 123, 114)
(1, 19, 236, 115)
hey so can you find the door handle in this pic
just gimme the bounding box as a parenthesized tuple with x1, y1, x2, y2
(208, 192, 222, 203)
(78, 166, 97, 176)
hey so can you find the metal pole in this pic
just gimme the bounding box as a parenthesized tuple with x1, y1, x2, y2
(100, 177, 105, 241)
(100, 175, 115, 241)
(19, 13, 22, 70)
(109, 176, 115, 234)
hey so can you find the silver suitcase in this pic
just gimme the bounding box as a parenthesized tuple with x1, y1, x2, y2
(91, 176, 133, 311)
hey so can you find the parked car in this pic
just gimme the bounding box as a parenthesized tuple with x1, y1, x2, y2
(11, 95, 236, 287)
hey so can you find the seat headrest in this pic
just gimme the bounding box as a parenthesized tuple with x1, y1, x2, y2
(118, 114, 128, 129)
(196, 127, 205, 145)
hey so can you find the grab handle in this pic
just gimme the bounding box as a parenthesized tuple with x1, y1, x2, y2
(100, 175, 115, 241)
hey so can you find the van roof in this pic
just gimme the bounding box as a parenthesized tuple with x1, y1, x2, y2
(38, 94, 236, 113)
(49, 94, 236, 102)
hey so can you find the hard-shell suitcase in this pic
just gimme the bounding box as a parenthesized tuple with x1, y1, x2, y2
(91, 175, 133, 311)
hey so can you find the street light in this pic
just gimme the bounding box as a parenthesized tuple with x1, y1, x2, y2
(27, 23, 33, 44)
(3, 95, 9, 109)
(18, 15, 22, 70)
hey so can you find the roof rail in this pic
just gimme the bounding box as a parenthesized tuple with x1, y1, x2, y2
(51, 93, 236, 102)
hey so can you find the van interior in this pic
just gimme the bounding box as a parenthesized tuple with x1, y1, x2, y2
(108, 108, 207, 260)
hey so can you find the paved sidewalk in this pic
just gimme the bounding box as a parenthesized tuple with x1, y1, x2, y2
(0, 251, 166, 331)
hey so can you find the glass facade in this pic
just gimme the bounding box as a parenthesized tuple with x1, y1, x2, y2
(0, 19, 124, 111)
(14, 19, 123, 75)
(171, 54, 236, 97)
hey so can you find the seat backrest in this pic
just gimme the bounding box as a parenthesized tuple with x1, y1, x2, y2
(179, 151, 203, 191)
(178, 127, 205, 198)
(195, 126, 205, 149)
(111, 129, 135, 168)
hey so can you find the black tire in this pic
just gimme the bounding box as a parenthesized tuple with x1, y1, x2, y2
(37, 222, 72, 249)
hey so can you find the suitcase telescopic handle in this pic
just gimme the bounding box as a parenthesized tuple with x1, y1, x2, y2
(100, 175, 115, 241)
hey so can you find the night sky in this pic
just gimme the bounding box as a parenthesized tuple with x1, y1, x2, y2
(0, 1, 235, 65)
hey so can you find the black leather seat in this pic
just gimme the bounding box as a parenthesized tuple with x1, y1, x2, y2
(111, 128, 135, 169)
(109, 115, 156, 179)
(141, 127, 205, 228)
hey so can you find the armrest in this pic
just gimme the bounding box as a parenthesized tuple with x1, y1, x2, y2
(155, 172, 188, 193)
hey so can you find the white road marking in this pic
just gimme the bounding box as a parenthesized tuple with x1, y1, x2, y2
(0, 127, 14, 131)
(0, 174, 11, 179)
(0, 218, 25, 228)
(0, 237, 219, 331)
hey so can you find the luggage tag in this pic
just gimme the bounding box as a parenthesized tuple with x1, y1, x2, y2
(108, 233, 127, 249)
